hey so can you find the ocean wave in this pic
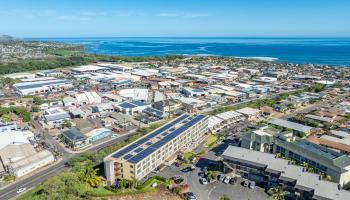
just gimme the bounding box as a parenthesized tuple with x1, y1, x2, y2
(235, 56, 279, 61)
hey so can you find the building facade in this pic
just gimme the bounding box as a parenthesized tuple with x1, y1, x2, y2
(241, 126, 350, 187)
(104, 114, 208, 184)
(222, 146, 350, 200)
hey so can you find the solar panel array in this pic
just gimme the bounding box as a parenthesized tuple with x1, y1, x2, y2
(111, 114, 206, 164)
(128, 115, 206, 164)
(111, 114, 189, 159)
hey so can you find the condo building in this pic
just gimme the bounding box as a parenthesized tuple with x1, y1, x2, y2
(241, 126, 350, 187)
(222, 146, 350, 200)
(104, 114, 208, 184)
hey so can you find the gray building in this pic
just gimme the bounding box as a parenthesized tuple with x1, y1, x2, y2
(241, 126, 350, 188)
(222, 146, 350, 200)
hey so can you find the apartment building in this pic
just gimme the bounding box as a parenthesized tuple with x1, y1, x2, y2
(222, 146, 350, 200)
(241, 126, 350, 187)
(104, 114, 208, 184)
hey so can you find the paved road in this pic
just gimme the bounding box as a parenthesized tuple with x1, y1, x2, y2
(0, 129, 137, 200)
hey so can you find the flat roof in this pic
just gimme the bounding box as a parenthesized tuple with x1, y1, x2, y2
(222, 146, 350, 200)
(110, 114, 206, 164)
(72, 65, 108, 72)
(269, 118, 315, 133)
(14, 79, 71, 91)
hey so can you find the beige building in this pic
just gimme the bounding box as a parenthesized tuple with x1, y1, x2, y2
(104, 114, 208, 184)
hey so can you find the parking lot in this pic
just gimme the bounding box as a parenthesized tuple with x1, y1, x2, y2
(149, 145, 270, 200)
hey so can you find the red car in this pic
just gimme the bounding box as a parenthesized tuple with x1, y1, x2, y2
(112, 128, 121, 132)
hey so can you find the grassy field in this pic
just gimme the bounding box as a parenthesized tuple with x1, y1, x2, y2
(204, 134, 219, 148)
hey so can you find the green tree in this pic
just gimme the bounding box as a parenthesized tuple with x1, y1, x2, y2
(220, 195, 231, 200)
(72, 161, 101, 188)
(22, 112, 30, 122)
(268, 186, 285, 200)
(64, 120, 72, 128)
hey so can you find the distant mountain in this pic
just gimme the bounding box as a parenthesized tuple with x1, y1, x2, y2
(0, 34, 17, 42)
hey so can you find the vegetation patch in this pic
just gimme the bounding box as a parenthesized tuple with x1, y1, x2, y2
(204, 134, 219, 148)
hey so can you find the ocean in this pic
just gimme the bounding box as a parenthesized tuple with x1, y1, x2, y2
(27, 37, 350, 66)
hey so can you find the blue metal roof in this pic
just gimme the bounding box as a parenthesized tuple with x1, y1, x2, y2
(119, 102, 137, 109)
(132, 101, 146, 106)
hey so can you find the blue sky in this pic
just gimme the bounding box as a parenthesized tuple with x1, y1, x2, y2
(1, 0, 350, 37)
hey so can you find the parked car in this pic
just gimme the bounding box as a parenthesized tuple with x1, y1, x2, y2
(218, 174, 225, 182)
(181, 167, 191, 173)
(229, 176, 237, 185)
(223, 176, 231, 184)
(16, 187, 26, 194)
(198, 171, 204, 177)
(172, 176, 184, 184)
(200, 178, 208, 185)
(243, 180, 249, 187)
(185, 192, 198, 200)
(249, 181, 256, 189)
(189, 164, 195, 170)
(112, 127, 121, 133)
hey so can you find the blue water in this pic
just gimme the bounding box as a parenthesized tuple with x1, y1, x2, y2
(27, 37, 350, 66)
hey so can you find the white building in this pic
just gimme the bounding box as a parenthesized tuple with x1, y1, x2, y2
(43, 107, 70, 128)
(13, 78, 72, 96)
(75, 91, 102, 105)
(118, 88, 149, 101)
(0, 130, 54, 178)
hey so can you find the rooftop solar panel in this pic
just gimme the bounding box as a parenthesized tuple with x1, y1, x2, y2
(112, 143, 139, 159)
(134, 147, 144, 153)
(126, 115, 206, 163)
(128, 147, 157, 163)
(110, 114, 200, 162)
(123, 154, 133, 160)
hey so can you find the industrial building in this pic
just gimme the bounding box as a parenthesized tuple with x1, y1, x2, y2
(104, 114, 209, 184)
(0, 121, 17, 133)
(75, 91, 102, 105)
(208, 111, 245, 133)
(62, 127, 112, 150)
(43, 107, 70, 128)
(0, 130, 54, 178)
(115, 101, 151, 116)
(222, 146, 350, 200)
(13, 78, 72, 96)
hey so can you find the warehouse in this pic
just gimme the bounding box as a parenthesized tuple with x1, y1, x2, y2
(0, 130, 54, 178)
(115, 101, 151, 116)
(13, 78, 72, 96)
(43, 107, 70, 128)
(104, 114, 209, 184)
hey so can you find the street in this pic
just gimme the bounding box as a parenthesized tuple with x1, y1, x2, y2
(0, 127, 139, 200)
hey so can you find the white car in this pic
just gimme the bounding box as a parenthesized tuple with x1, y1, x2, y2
(200, 178, 208, 185)
(16, 187, 26, 194)
(223, 176, 231, 184)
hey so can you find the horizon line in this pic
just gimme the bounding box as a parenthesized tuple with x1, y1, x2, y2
(22, 36, 350, 39)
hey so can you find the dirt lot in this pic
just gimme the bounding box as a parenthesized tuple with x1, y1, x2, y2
(92, 191, 182, 200)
